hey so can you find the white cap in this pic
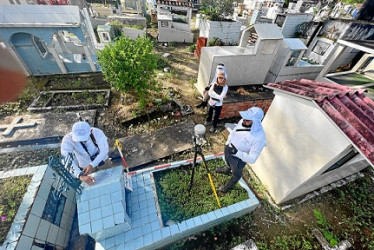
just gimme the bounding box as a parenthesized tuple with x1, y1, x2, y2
(72, 121, 90, 142)
(239, 107, 264, 122)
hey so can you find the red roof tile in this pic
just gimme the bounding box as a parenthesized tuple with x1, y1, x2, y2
(266, 79, 374, 166)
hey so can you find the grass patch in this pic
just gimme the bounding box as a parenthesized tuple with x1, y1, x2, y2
(154, 158, 249, 224)
(0, 175, 32, 244)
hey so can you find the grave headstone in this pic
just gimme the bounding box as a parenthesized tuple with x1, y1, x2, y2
(0, 110, 96, 147)
(114, 120, 195, 168)
(76, 166, 131, 241)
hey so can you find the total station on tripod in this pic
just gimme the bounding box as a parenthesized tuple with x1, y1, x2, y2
(193, 124, 206, 146)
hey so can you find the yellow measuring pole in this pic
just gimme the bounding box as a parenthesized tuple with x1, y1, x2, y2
(202, 161, 221, 208)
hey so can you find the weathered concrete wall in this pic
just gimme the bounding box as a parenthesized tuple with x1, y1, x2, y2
(252, 91, 352, 204)
(265, 40, 324, 83)
(285, 154, 368, 202)
(199, 20, 242, 45)
(335, 46, 359, 71)
(172, 21, 191, 32)
(90, 18, 109, 29)
(342, 22, 374, 40)
(158, 27, 194, 43)
(304, 37, 335, 65)
(122, 27, 146, 40)
(267, 65, 324, 83)
(108, 15, 147, 28)
(197, 42, 280, 92)
(319, 19, 351, 41)
(281, 13, 314, 38)
(91, 5, 112, 18)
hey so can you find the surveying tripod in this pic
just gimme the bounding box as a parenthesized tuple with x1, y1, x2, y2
(188, 136, 221, 208)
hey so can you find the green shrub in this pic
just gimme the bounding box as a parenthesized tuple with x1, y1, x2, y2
(188, 44, 196, 53)
(208, 37, 224, 46)
(108, 20, 124, 37)
(98, 36, 158, 108)
(199, 0, 236, 21)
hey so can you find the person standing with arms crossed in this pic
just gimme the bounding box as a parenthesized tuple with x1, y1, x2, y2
(196, 63, 227, 108)
(204, 70, 228, 133)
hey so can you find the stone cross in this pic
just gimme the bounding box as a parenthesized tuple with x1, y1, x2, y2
(0, 117, 37, 137)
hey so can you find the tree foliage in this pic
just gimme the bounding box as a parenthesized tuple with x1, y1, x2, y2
(341, 0, 365, 4)
(199, 0, 236, 21)
(98, 36, 157, 106)
(108, 20, 124, 37)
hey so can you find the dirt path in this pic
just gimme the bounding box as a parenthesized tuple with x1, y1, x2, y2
(154, 44, 228, 155)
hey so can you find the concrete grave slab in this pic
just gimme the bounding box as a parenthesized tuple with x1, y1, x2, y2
(0, 110, 96, 147)
(0, 117, 37, 137)
(95, 153, 259, 250)
(113, 120, 195, 169)
(0, 165, 76, 249)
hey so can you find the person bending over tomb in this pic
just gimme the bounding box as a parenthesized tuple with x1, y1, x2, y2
(217, 107, 266, 193)
(61, 121, 109, 185)
(196, 63, 227, 109)
(204, 70, 228, 133)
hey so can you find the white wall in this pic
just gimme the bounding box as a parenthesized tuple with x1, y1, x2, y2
(266, 65, 324, 83)
(122, 27, 146, 40)
(158, 27, 194, 43)
(285, 154, 368, 202)
(199, 20, 242, 45)
(304, 37, 335, 65)
(251, 92, 352, 204)
(329, 46, 360, 72)
(281, 14, 314, 38)
(172, 21, 191, 32)
(196, 43, 278, 93)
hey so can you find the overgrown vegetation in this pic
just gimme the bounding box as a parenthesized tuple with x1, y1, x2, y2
(0, 77, 42, 115)
(199, 0, 240, 21)
(208, 37, 224, 46)
(313, 209, 339, 246)
(166, 168, 374, 249)
(187, 44, 196, 53)
(341, 0, 365, 3)
(0, 176, 32, 244)
(98, 36, 158, 108)
(108, 20, 124, 37)
(154, 158, 248, 224)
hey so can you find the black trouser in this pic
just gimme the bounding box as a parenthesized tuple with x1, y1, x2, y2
(224, 144, 246, 187)
(206, 105, 222, 128)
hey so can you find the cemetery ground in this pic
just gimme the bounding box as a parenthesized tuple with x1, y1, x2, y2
(0, 43, 373, 249)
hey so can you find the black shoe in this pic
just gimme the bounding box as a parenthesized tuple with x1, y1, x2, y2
(219, 177, 237, 193)
(216, 168, 231, 175)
